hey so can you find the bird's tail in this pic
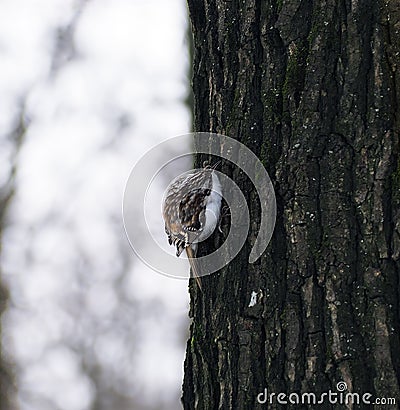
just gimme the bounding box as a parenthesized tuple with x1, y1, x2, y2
(185, 246, 202, 291)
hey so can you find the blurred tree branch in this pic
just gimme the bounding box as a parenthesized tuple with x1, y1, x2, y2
(0, 101, 28, 410)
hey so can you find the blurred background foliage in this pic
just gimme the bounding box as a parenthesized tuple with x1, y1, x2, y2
(0, 0, 191, 409)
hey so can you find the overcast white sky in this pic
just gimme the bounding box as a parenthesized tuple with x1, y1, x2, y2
(0, 0, 191, 409)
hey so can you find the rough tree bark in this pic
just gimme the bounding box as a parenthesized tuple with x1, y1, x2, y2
(183, 1, 400, 409)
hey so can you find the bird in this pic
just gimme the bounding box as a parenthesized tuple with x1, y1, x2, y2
(162, 163, 222, 289)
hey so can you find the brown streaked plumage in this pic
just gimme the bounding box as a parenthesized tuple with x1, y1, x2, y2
(162, 166, 222, 289)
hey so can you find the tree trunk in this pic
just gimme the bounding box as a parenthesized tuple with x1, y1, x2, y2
(183, 0, 400, 409)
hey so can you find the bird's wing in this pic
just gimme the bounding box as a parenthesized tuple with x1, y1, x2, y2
(178, 188, 210, 232)
(162, 169, 212, 256)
